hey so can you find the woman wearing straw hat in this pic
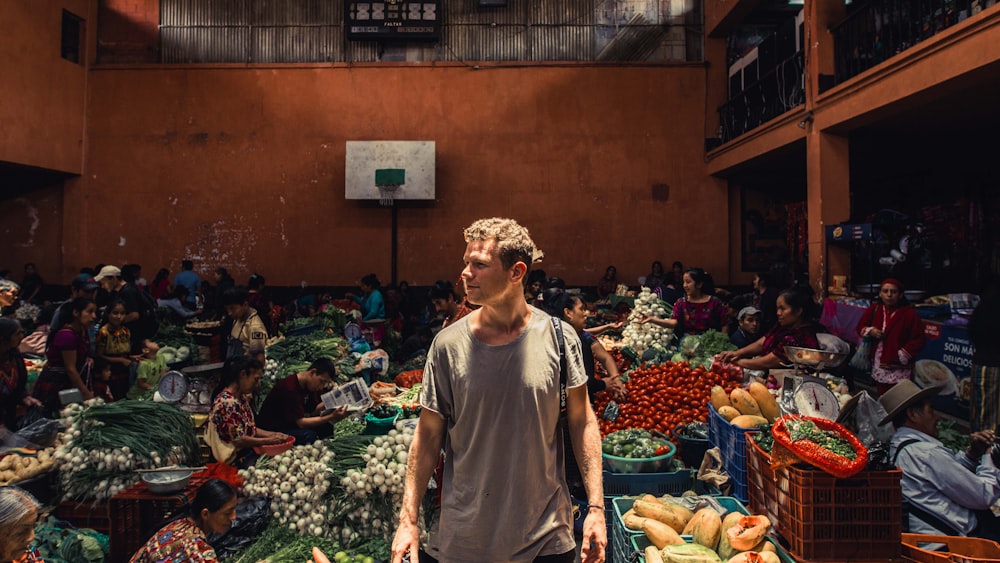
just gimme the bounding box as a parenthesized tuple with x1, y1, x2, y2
(880, 380, 1000, 539)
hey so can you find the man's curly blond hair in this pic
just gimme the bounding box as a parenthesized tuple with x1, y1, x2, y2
(463, 217, 541, 271)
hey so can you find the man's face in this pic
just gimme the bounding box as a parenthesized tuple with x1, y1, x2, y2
(910, 400, 940, 438)
(308, 370, 334, 392)
(225, 303, 249, 321)
(462, 239, 516, 307)
(739, 314, 760, 334)
(99, 277, 117, 292)
(431, 297, 455, 314)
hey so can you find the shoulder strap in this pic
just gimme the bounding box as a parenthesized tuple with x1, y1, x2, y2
(892, 438, 965, 536)
(551, 317, 567, 414)
(892, 438, 921, 466)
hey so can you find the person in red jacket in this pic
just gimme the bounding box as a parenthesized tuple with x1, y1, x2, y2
(856, 278, 926, 395)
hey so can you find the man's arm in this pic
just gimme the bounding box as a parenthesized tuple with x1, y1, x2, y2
(567, 384, 607, 563)
(392, 408, 446, 563)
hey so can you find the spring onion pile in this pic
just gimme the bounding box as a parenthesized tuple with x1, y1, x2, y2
(240, 441, 335, 537)
(53, 399, 200, 501)
(621, 287, 674, 356)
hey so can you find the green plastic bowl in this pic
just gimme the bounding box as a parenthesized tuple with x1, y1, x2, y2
(602, 440, 676, 473)
(364, 406, 402, 435)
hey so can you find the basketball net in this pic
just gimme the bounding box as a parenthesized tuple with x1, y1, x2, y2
(377, 183, 400, 206)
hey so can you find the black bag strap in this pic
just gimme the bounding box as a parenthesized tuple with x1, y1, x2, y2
(551, 317, 567, 415)
(893, 438, 964, 536)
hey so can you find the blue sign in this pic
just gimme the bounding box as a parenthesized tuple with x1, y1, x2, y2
(918, 321, 973, 420)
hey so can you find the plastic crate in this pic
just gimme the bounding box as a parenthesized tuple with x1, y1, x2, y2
(745, 437, 903, 563)
(54, 500, 110, 534)
(612, 496, 749, 563)
(108, 474, 209, 563)
(902, 533, 1000, 563)
(631, 534, 797, 563)
(707, 403, 753, 502)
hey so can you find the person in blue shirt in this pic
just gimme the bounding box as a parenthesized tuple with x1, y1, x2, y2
(173, 260, 201, 306)
(349, 274, 386, 321)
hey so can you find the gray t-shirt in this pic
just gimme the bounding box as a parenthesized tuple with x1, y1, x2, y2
(421, 307, 588, 562)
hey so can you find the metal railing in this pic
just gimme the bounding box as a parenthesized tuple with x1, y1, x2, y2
(832, 0, 977, 83)
(718, 51, 805, 143)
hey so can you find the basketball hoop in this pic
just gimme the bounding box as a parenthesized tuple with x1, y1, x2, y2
(377, 183, 400, 206)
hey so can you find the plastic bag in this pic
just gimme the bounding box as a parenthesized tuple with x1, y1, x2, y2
(852, 391, 894, 446)
(357, 349, 390, 377)
(849, 337, 874, 370)
(209, 496, 270, 558)
(15, 416, 62, 448)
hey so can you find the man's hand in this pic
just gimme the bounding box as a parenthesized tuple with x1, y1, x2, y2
(21, 396, 42, 408)
(580, 509, 607, 563)
(391, 519, 421, 563)
(969, 430, 997, 461)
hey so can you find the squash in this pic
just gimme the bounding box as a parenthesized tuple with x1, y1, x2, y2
(726, 515, 771, 551)
(660, 543, 723, 563)
(634, 498, 694, 533)
(730, 415, 769, 429)
(643, 518, 686, 548)
(747, 382, 779, 423)
(711, 386, 731, 411)
(730, 388, 761, 416)
(624, 511, 649, 531)
(646, 545, 667, 563)
(682, 508, 722, 551)
(718, 406, 742, 422)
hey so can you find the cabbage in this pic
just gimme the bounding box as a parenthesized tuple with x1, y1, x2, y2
(176, 345, 190, 361)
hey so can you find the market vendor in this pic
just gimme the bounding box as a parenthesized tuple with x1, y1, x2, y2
(428, 280, 472, 329)
(347, 274, 386, 321)
(715, 287, 820, 370)
(0, 319, 42, 431)
(639, 268, 728, 337)
(0, 486, 42, 563)
(33, 297, 97, 414)
(0, 280, 20, 310)
(256, 358, 349, 445)
(129, 478, 237, 563)
(221, 287, 268, 362)
(880, 380, 1000, 540)
(206, 357, 288, 468)
(854, 278, 926, 396)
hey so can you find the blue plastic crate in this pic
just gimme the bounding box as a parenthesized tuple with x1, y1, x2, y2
(631, 534, 797, 563)
(611, 496, 750, 563)
(707, 403, 753, 502)
(604, 469, 696, 497)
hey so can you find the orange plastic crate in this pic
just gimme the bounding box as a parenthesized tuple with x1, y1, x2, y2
(108, 475, 209, 563)
(903, 533, 1000, 563)
(745, 434, 903, 563)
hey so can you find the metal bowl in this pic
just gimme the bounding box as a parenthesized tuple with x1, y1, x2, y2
(142, 469, 193, 494)
(784, 345, 849, 369)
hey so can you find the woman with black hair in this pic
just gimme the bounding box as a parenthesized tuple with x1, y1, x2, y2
(716, 286, 821, 370)
(33, 297, 98, 413)
(428, 280, 472, 329)
(640, 268, 729, 338)
(149, 268, 171, 301)
(349, 274, 386, 321)
(0, 319, 42, 431)
(206, 357, 287, 467)
(129, 478, 237, 562)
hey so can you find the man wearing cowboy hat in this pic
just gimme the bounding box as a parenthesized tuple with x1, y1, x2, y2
(881, 380, 1000, 539)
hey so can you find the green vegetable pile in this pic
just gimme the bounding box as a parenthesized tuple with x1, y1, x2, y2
(33, 516, 109, 563)
(154, 323, 198, 361)
(937, 419, 972, 454)
(753, 427, 775, 453)
(602, 429, 664, 458)
(786, 417, 856, 460)
(280, 307, 352, 335)
(672, 330, 735, 368)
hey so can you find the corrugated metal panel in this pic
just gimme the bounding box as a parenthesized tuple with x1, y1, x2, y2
(253, 0, 340, 25)
(161, 0, 250, 26)
(442, 24, 527, 61)
(595, 14, 665, 61)
(345, 40, 380, 63)
(445, 0, 528, 25)
(252, 25, 341, 63)
(530, 25, 593, 60)
(161, 26, 250, 63)
(530, 0, 593, 25)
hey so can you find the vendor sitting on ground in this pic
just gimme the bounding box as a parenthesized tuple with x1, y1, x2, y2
(126, 339, 168, 401)
(256, 358, 349, 445)
(208, 357, 287, 468)
(880, 380, 1000, 540)
(715, 287, 820, 370)
(129, 478, 237, 563)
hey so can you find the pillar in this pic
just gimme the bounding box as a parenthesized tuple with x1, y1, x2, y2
(806, 130, 850, 298)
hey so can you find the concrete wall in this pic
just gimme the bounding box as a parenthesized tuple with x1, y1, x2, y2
(0, 0, 89, 174)
(60, 64, 726, 287)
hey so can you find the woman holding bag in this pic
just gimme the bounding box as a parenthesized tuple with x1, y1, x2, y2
(855, 278, 926, 396)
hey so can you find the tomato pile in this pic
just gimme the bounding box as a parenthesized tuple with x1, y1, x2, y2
(595, 361, 743, 438)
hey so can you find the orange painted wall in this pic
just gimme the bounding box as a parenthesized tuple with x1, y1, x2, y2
(0, 0, 88, 174)
(61, 64, 728, 287)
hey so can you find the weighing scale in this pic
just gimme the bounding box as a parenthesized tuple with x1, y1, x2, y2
(156, 362, 225, 413)
(778, 345, 850, 421)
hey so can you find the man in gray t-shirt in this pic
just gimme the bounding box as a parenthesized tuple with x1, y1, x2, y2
(391, 218, 607, 563)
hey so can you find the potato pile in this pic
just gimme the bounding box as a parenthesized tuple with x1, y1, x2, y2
(0, 449, 55, 485)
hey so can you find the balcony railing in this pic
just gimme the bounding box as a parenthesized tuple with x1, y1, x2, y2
(833, 0, 977, 83)
(718, 52, 805, 143)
